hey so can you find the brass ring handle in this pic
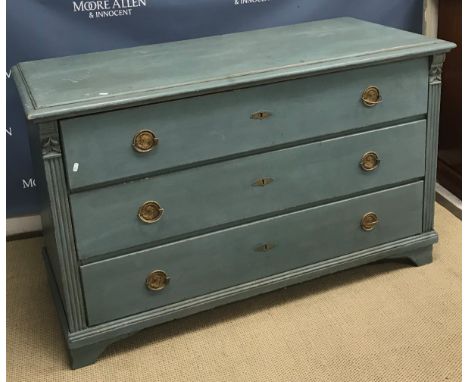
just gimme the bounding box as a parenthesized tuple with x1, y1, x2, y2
(146, 270, 170, 291)
(132, 129, 159, 153)
(361, 86, 382, 107)
(361, 212, 379, 231)
(360, 151, 380, 172)
(138, 201, 164, 223)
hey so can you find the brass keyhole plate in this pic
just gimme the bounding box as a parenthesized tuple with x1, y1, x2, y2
(251, 111, 272, 120)
(146, 270, 169, 291)
(138, 201, 164, 223)
(255, 243, 275, 252)
(133, 129, 159, 152)
(361, 212, 379, 231)
(253, 177, 274, 187)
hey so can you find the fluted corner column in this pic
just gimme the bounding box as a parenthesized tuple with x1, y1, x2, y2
(40, 121, 87, 332)
(423, 54, 445, 231)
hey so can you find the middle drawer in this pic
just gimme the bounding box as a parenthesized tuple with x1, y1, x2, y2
(70, 120, 426, 261)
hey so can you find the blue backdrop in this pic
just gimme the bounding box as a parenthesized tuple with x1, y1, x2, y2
(6, 0, 424, 217)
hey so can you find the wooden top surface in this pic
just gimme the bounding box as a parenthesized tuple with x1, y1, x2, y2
(13, 17, 455, 121)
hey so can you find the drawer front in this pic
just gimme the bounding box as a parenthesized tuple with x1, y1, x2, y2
(71, 120, 426, 260)
(61, 58, 428, 190)
(81, 182, 424, 325)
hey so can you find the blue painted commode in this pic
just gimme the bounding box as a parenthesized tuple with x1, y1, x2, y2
(12, 17, 455, 368)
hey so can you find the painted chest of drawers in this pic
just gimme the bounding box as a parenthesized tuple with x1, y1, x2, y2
(13, 18, 454, 368)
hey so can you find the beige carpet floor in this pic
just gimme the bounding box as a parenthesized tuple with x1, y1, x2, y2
(7, 203, 461, 382)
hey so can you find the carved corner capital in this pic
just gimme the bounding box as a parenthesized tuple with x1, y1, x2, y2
(429, 65, 442, 83)
(39, 122, 61, 158)
(41, 136, 61, 157)
(429, 54, 446, 84)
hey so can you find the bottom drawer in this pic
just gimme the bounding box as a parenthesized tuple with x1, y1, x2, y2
(82, 182, 423, 325)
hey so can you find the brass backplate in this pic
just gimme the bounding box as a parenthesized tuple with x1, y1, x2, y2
(361, 86, 382, 107)
(361, 212, 379, 231)
(251, 111, 272, 120)
(138, 201, 164, 223)
(146, 270, 169, 291)
(360, 151, 380, 172)
(132, 129, 159, 152)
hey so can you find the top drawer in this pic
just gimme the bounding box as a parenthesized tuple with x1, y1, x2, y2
(61, 58, 428, 190)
